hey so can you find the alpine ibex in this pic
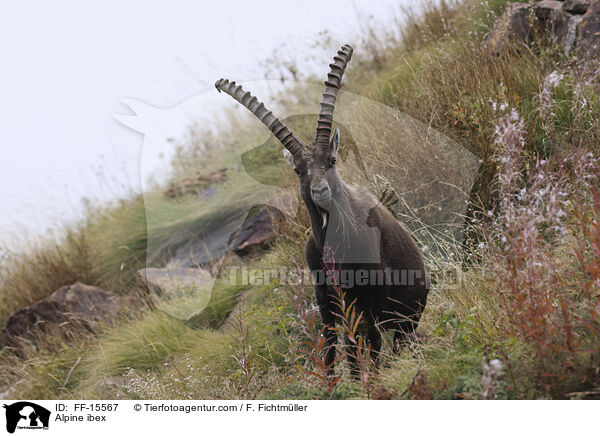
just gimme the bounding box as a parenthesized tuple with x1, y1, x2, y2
(216, 44, 429, 374)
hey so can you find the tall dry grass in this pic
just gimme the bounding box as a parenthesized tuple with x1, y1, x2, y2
(0, 227, 97, 326)
(3, 0, 600, 400)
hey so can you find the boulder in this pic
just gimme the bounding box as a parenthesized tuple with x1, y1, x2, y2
(577, 1, 600, 57)
(555, 9, 586, 55)
(151, 204, 286, 268)
(486, 2, 533, 56)
(535, 1, 563, 24)
(229, 205, 286, 256)
(0, 283, 134, 350)
(486, 0, 600, 58)
(563, 0, 591, 14)
(485, 1, 563, 56)
(154, 214, 245, 267)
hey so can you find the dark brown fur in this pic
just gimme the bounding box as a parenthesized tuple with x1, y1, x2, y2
(290, 133, 429, 374)
(216, 44, 429, 376)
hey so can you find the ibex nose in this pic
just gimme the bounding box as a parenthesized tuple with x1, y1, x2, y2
(311, 181, 330, 201)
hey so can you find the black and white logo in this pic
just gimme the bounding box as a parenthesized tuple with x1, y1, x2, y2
(3, 402, 50, 434)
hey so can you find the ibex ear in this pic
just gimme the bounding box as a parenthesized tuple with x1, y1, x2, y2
(330, 128, 340, 162)
(282, 149, 296, 170)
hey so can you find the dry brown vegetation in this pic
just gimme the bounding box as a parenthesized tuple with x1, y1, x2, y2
(1, 0, 600, 400)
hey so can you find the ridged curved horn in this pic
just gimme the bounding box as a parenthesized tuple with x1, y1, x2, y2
(314, 44, 353, 149)
(215, 79, 304, 158)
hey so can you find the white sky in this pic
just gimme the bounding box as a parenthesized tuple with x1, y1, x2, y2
(0, 0, 420, 241)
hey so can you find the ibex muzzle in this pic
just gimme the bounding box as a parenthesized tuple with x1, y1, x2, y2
(311, 180, 330, 204)
(216, 44, 429, 377)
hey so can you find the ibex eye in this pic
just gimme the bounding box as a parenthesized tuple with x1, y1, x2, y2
(331, 157, 337, 165)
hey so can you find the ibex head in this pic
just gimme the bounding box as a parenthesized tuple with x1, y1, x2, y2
(215, 44, 353, 212)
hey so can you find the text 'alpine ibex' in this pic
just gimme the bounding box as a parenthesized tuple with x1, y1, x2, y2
(216, 44, 429, 375)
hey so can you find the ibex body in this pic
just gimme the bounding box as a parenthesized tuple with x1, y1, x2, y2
(216, 44, 429, 374)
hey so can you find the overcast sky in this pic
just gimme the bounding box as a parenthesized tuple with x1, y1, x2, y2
(0, 0, 420, 241)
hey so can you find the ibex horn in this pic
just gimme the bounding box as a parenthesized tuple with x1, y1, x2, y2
(215, 79, 305, 159)
(314, 44, 353, 149)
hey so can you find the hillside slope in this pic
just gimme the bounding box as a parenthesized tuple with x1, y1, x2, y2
(1, 0, 599, 400)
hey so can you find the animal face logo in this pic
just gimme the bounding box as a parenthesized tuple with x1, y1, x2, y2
(3, 402, 50, 434)
(116, 80, 480, 320)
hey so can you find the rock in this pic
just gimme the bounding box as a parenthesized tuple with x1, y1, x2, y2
(577, 0, 600, 57)
(155, 212, 246, 267)
(555, 9, 586, 55)
(138, 267, 212, 297)
(487, 0, 600, 58)
(563, 0, 591, 14)
(535, 0, 563, 23)
(229, 205, 285, 256)
(0, 283, 134, 351)
(151, 204, 286, 268)
(137, 267, 213, 320)
(165, 168, 227, 199)
(486, 3, 533, 56)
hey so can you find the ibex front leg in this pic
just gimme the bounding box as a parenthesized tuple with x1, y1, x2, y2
(315, 285, 337, 378)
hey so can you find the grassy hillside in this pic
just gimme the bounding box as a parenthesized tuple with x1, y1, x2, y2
(1, 0, 599, 399)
